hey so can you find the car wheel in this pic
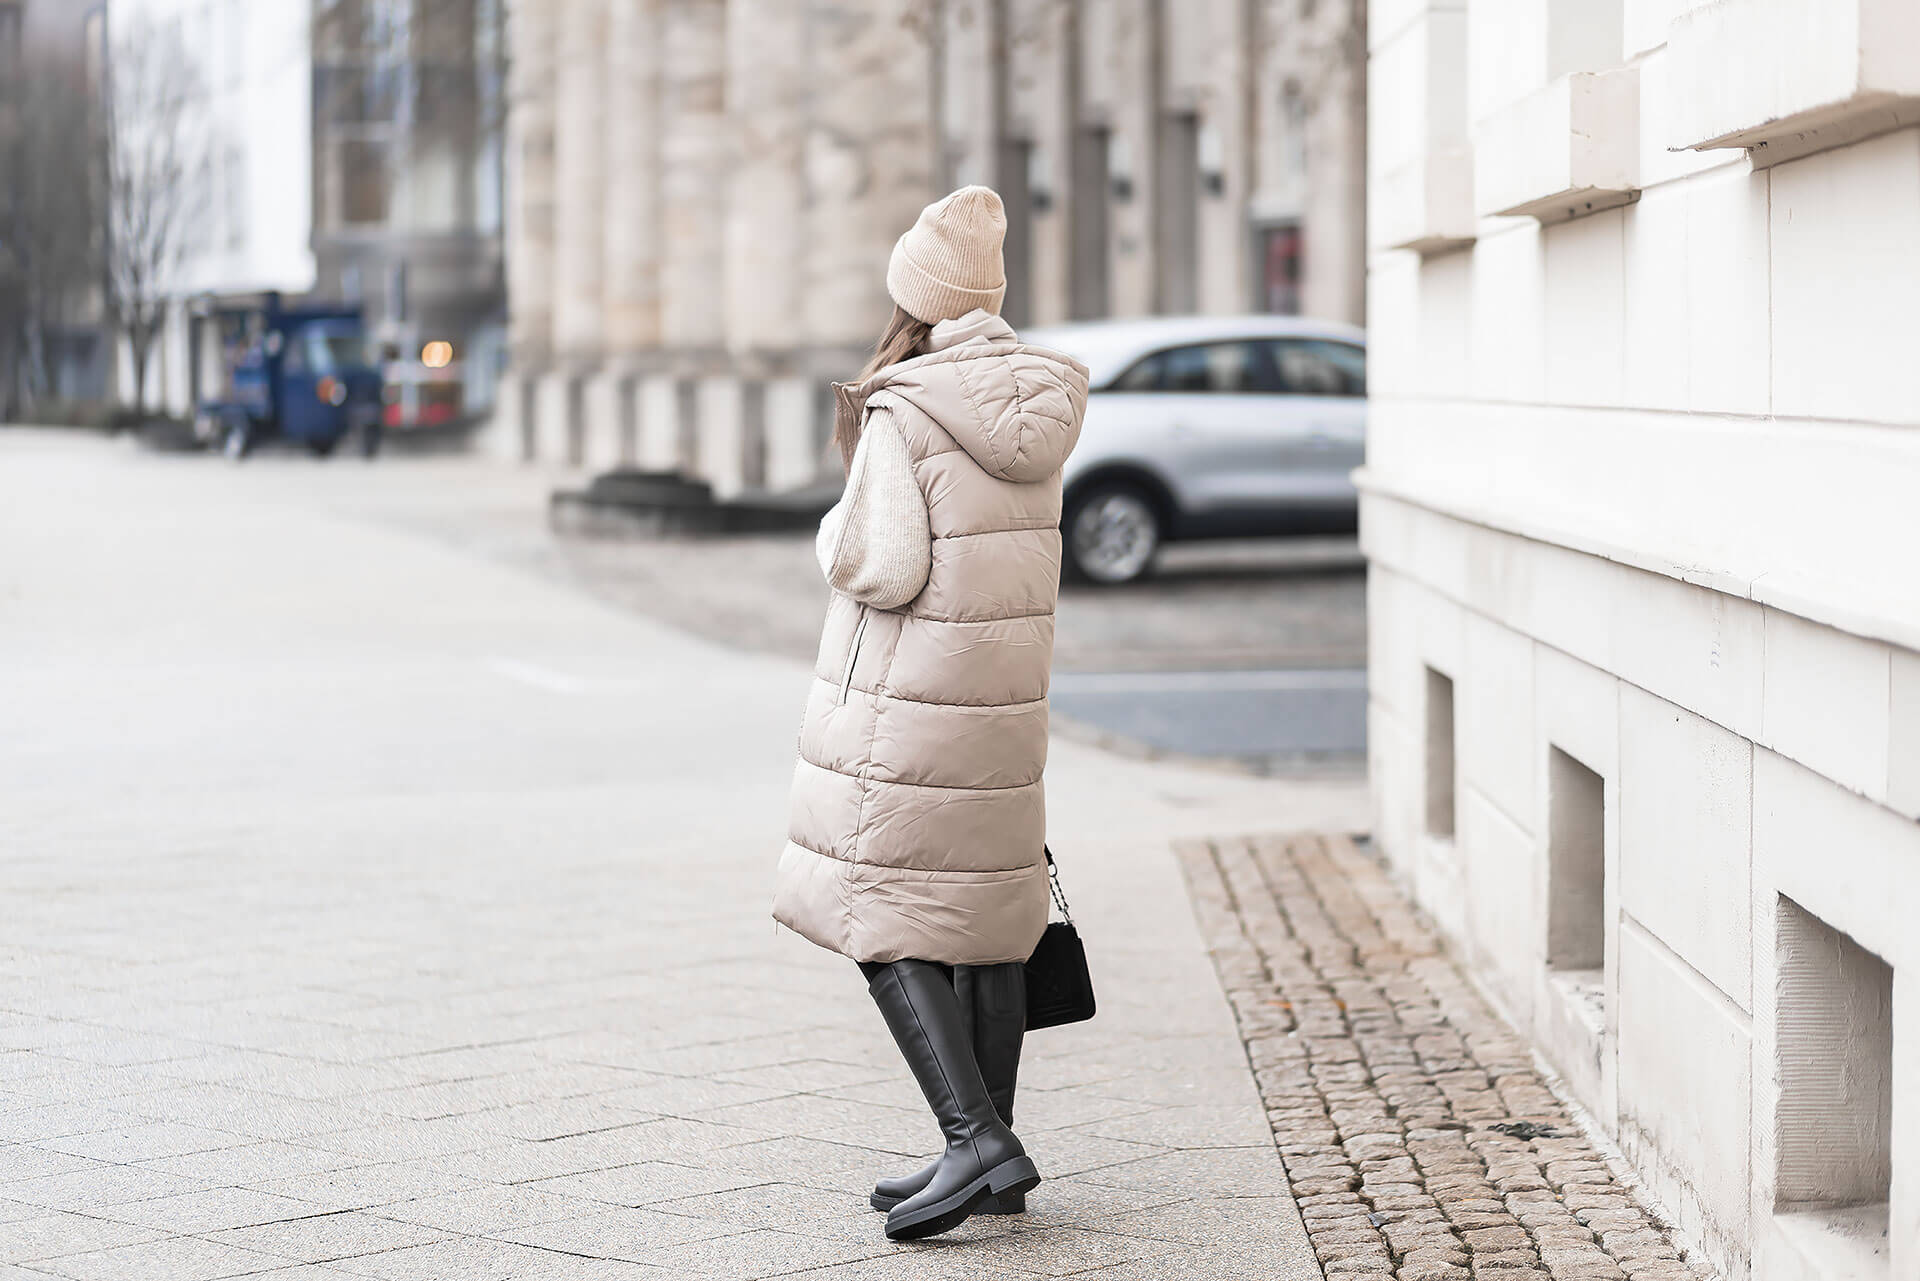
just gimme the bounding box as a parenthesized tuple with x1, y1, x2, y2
(1064, 483, 1161, 585)
(307, 437, 338, 458)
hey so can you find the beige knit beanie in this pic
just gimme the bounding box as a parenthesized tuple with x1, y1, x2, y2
(886, 186, 1008, 324)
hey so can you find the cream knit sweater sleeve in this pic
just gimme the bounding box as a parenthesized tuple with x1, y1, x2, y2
(815, 405, 932, 609)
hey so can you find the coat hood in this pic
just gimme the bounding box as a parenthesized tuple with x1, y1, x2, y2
(835, 310, 1089, 484)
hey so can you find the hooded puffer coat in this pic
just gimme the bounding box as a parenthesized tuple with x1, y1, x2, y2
(773, 312, 1089, 965)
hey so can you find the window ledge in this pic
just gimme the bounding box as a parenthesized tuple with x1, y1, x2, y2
(1537, 967, 1607, 1117)
(1375, 147, 1478, 256)
(1666, 0, 1920, 169)
(1763, 1205, 1889, 1281)
(1474, 69, 1640, 225)
(1547, 967, 1605, 1039)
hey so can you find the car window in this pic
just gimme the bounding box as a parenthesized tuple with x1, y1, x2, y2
(280, 335, 307, 374)
(1113, 342, 1277, 393)
(1267, 339, 1366, 397)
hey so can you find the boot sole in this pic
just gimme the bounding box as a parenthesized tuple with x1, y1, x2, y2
(884, 1156, 1040, 1241)
(870, 1188, 1025, 1214)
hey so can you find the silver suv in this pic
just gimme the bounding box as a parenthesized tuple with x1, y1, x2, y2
(1024, 315, 1366, 585)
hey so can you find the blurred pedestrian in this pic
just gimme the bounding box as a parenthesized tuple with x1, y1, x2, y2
(771, 186, 1089, 1241)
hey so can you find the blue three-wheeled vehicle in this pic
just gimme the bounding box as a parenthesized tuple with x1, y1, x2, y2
(194, 296, 386, 460)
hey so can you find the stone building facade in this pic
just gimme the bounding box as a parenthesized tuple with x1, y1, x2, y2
(490, 0, 1367, 492)
(1365, 3, 1918, 1280)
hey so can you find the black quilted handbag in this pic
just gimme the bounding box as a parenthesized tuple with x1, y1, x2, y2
(1025, 846, 1096, 1030)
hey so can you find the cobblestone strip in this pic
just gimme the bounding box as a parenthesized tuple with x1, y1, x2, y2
(1178, 833, 1716, 1281)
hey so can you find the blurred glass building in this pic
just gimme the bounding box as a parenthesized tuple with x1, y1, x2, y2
(489, 0, 1368, 494)
(310, 0, 507, 419)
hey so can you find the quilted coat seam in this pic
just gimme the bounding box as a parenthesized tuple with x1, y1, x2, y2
(793, 833, 1039, 877)
(1004, 364, 1035, 474)
(844, 578, 911, 887)
(932, 526, 1059, 540)
(797, 738, 1044, 790)
(886, 694, 1046, 711)
(833, 689, 1048, 712)
(856, 856, 1047, 879)
(791, 833, 1044, 883)
(794, 676, 1044, 718)
(879, 864, 1044, 880)
(906, 606, 1055, 623)
(850, 772, 1043, 795)
(806, 676, 1047, 713)
(788, 833, 833, 860)
(949, 358, 1004, 476)
(798, 757, 1043, 793)
(842, 770, 873, 944)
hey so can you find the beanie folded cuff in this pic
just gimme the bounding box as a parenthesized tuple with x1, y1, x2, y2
(888, 242, 1007, 325)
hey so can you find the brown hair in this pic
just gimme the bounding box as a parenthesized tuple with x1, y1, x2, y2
(837, 305, 933, 471)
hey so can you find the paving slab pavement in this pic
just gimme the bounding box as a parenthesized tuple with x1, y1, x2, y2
(1, 435, 1363, 1278)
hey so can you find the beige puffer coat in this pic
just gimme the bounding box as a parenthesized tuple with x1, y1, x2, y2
(773, 312, 1089, 965)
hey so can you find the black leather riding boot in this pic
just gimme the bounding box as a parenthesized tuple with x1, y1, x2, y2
(866, 960, 1040, 1240)
(869, 962, 1027, 1215)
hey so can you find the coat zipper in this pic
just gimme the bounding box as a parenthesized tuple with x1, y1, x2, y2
(838, 606, 870, 704)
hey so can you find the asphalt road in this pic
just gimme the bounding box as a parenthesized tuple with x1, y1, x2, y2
(1049, 667, 1368, 766)
(521, 526, 1370, 771)
(593, 535, 1366, 772)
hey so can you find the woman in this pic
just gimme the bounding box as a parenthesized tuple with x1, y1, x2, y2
(771, 186, 1088, 1241)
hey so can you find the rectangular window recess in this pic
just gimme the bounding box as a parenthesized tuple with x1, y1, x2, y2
(1773, 896, 1892, 1281)
(1546, 746, 1605, 972)
(1424, 667, 1456, 839)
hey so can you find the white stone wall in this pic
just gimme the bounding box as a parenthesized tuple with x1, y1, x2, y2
(1366, 3, 1920, 1279)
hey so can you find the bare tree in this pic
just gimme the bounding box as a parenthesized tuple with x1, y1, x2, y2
(0, 46, 102, 418)
(103, 16, 208, 413)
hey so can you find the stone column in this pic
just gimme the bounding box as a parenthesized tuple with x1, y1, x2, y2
(498, 0, 558, 460)
(1195, 0, 1252, 315)
(725, 0, 809, 490)
(554, 0, 610, 360)
(1116, 0, 1164, 316)
(660, 0, 728, 354)
(604, 1, 664, 356)
(1009, 0, 1077, 325)
(551, 0, 610, 466)
(939, 0, 1003, 192)
(1302, 0, 1368, 326)
(594, 0, 663, 470)
(643, 0, 727, 484)
(803, 0, 939, 356)
(724, 0, 807, 361)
